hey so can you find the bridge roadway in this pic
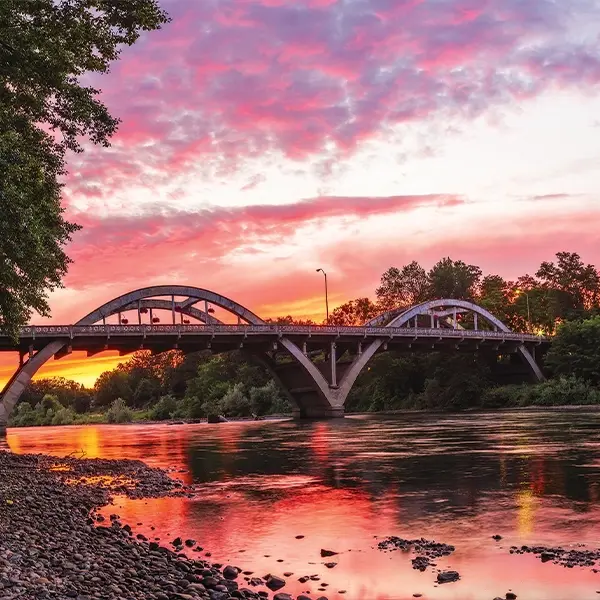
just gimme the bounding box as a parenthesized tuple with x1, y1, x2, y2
(1, 324, 548, 354)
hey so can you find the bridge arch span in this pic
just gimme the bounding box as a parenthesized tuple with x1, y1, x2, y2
(78, 285, 264, 326)
(0, 285, 333, 424)
(333, 298, 545, 407)
(0, 286, 264, 425)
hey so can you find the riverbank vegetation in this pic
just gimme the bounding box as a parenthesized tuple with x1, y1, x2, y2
(8, 252, 600, 426)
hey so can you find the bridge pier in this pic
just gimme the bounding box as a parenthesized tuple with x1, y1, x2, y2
(292, 405, 345, 419)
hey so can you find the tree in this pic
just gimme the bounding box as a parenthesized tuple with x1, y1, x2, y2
(0, 0, 169, 336)
(544, 316, 600, 385)
(20, 377, 91, 411)
(94, 370, 133, 408)
(329, 298, 379, 326)
(428, 257, 482, 300)
(132, 378, 159, 408)
(265, 316, 317, 325)
(478, 275, 514, 327)
(376, 261, 429, 311)
(536, 252, 600, 319)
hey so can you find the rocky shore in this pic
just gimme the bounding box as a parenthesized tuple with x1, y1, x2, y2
(0, 451, 309, 600)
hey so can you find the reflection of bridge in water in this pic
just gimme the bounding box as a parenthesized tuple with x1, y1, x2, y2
(0, 286, 550, 429)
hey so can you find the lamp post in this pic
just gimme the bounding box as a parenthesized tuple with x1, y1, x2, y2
(316, 268, 329, 324)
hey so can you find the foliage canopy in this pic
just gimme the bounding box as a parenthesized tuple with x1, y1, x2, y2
(0, 0, 169, 336)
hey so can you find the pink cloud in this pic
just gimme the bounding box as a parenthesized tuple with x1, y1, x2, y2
(45, 193, 598, 326)
(60, 0, 600, 202)
(63, 193, 463, 289)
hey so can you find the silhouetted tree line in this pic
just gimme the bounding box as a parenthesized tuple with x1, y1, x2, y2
(9, 252, 600, 425)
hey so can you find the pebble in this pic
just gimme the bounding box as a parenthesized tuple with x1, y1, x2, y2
(436, 570, 460, 584)
(0, 451, 263, 600)
(378, 536, 456, 572)
(510, 543, 600, 569)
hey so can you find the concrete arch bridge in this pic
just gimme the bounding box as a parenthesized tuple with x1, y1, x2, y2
(0, 286, 549, 428)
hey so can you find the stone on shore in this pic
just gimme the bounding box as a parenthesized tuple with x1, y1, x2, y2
(265, 574, 286, 591)
(436, 570, 460, 584)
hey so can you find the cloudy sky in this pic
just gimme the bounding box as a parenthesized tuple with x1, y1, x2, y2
(3, 0, 600, 386)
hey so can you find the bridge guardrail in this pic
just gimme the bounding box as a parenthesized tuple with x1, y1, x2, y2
(14, 324, 547, 343)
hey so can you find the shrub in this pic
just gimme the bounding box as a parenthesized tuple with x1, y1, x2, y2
(218, 383, 251, 417)
(148, 395, 178, 421)
(249, 380, 284, 415)
(481, 377, 600, 408)
(9, 402, 39, 427)
(106, 398, 133, 423)
(51, 407, 75, 426)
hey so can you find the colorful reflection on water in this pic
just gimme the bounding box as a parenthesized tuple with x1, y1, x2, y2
(8, 411, 600, 599)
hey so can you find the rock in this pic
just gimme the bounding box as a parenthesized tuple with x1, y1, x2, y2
(295, 535, 305, 539)
(265, 575, 286, 591)
(506, 594, 517, 600)
(492, 535, 503, 541)
(320, 549, 338, 557)
(273, 594, 293, 600)
(171, 537, 183, 547)
(324, 562, 337, 568)
(436, 570, 460, 584)
(184, 539, 196, 547)
(223, 565, 239, 580)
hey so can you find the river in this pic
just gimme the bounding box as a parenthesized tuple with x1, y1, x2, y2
(6, 411, 600, 599)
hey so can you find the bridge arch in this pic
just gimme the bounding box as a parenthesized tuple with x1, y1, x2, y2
(0, 286, 260, 424)
(333, 298, 545, 407)
(0, 285, 333, 424)
(78, 285, 263, 326)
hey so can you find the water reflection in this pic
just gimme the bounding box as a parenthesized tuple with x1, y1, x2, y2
(8, 411, 600, 599)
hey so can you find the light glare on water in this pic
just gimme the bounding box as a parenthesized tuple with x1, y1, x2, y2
(7, 411, 600, 599)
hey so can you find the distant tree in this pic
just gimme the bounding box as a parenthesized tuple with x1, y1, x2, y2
(163, 351, 211, 397)
(428, 257, 482, 300)
(376, 261, 429, 311)
(265, 316, 317, 325)
(118, 350, 181, 393)
(329, 298, 379, 326)
(94, 370, 133, 408)
(20, 377, 91, 411)
(478, 275, 514, 327)
(0, 0, 169, 337)
(544, 316, 600, 385)
(132, 378, 159, 408)
(536, 252, 600, 318)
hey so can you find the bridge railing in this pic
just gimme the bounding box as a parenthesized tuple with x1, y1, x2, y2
(15, 324, 547, 343)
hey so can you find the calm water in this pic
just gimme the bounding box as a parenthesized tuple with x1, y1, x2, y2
(7, 412, 600, 600)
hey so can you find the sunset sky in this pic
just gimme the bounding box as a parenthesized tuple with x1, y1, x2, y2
(3, 0, 600, 388)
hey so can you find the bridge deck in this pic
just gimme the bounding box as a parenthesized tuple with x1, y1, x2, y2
(0, 324, 548, 353)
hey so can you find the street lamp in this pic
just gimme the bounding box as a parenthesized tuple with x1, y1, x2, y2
(316, 268, 329, 324)
(516, 288, 531, 332)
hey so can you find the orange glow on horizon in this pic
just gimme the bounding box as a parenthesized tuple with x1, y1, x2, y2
(0, 351, 129, 390)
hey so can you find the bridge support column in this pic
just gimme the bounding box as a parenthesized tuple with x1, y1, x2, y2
(292, 405, 345, 419)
